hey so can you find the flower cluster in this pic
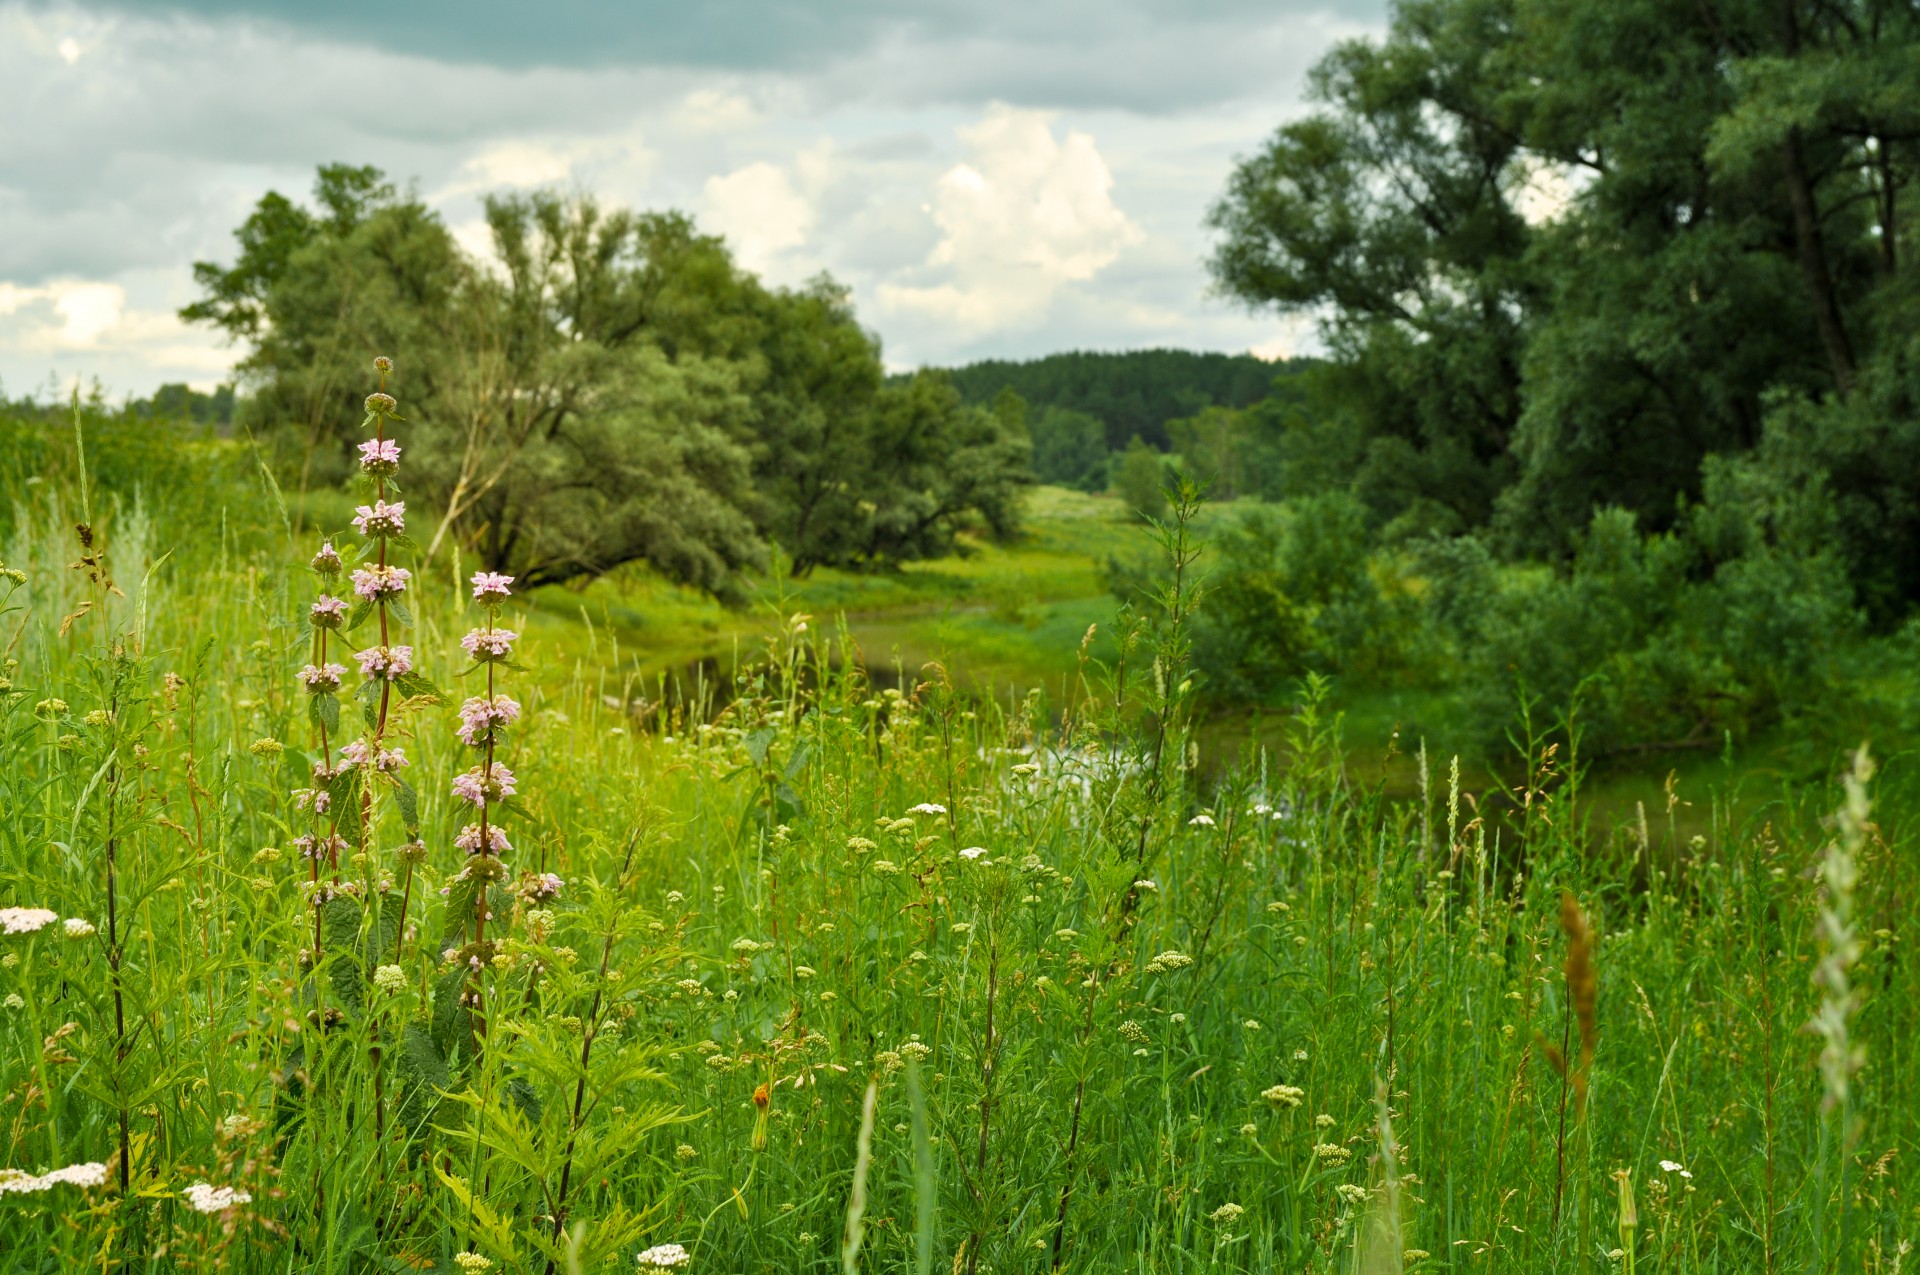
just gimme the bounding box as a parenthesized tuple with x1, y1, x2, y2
(182, 1182, 253, 1213)
(355, 645, 414, 681)
(0, 1162, 109, 1194)
(350, 564, 411, 602)
(297, 663, 346, 694)
(309, 595, 348, 630)
(357, 437, 401, 475)
(456, 694, 521, 747)
(0, 907, 59, 935)
(461, 627, 519, 662)
(452, 762, 517, 808)
(351, 499, 406, 538)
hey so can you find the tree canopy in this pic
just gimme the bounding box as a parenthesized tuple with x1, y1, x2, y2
(185, 170, 1031, 597)
(1210, 0, 1920, 590)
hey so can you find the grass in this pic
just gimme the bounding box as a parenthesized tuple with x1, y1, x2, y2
(0, 418, 1914, 1272)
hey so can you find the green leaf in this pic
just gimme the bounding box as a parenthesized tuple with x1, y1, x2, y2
(387, 598, 414, 627)
(392, 671, 444, 703)
(347, 599, 374, 631)
(442, 873, 481, 948)
(744, 727, 774, 767)
(328, 762, 365, 818)
(308, 693, 340, 736)
(391, 776, 420, 828)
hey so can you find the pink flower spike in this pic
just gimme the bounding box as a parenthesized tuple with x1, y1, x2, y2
(470, 571, 514, 602)
(310, 595, 349, 629)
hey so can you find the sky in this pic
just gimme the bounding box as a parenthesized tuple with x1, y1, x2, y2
(0, 0, 1385, 400)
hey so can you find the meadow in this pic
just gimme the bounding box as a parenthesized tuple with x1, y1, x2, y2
(0, 402, 1914, 1274)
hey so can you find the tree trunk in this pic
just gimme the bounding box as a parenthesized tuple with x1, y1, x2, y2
(1779, 130, 1856, 396)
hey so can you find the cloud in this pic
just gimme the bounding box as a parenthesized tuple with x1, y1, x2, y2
(0, 275, 233, 393)
(877, 105, 1142, 338)
(702, 161, 817, 276)
(1, 0, 1376, 395)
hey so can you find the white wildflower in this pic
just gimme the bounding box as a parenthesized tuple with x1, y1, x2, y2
(183, 1182, 253, 1213)
(0, 908, 58, 935)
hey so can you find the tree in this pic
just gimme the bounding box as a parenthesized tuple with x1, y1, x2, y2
(1030, 405, 1109, 490)
(1210, 0, 1920, 601)
(184, 173, 1033, 597)
(1112, 436, 1169, 522)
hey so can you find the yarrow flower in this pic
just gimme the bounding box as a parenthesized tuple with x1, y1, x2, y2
(1208, 1202, 1245, 1224)
(0, 1162, 109, 1193)
(350, 564, 411, 601)
(461, 627, 519, 662)
(1188, 813, 1216, 827)
(357, 437, 401, 475)
(452, 762, 517, 808)
(455, 824, 513, 855)
(1261, 1084, 1305, 1108)
(310, 595, 349, 629)
(297, 663, 346, 694)
(635, 1243, 691, 1269)
(0, 907, 59, 935)
(373, 965, 407, 994)
(63, 918, 95, 938)
(456, 695, 521, 747)
(470, 571, 514, 602)
(183, 1182, 253, 1213)
(352, 499, 406, 538)
(907, 802, 947, 815)
(355, 645, 415, 681)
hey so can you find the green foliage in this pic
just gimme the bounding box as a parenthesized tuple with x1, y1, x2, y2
(1028, 404, 1110, 491)
(941, 347, 1299, 451)
(183, 175, 1031, 595)
(1210, 0, 1920, 589)
(1111, 436, 1170, 522)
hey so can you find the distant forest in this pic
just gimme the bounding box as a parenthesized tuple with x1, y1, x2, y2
(936, 349, 1303, 452)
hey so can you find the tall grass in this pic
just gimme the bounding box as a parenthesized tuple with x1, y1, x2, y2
(0, 409, 1913, 1273)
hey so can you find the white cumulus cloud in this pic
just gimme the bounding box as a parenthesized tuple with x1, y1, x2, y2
(878, 104, 1142, 339)
(702, 160, 817, 277)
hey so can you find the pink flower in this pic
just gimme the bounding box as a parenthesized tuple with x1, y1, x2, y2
(375, 746, 408, 773)
(352, 500, 406, 538)
(455, 695, 521, 747)
(350, 565, 410, 601)
(460, 627, 520, 662)
(338, 740, 372, 769)
(452, 762, 516, 808)
(355, 645, 414, 680)
(297, 663, 346, 694)
(470, 571, 514, 603)
(519, 872, 564, 904)
(311, 541, 342, 578)
(310, 595, 349, 630)
(454, 823, 512, 855)
(357, 438, 401, 475)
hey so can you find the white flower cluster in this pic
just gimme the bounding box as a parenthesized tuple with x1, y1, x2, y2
(636, 1242, 691, 1268)
(0, 907, 58, 935)
(0, 1161, 109, 1193)
(183, 1181, 253, 1213)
